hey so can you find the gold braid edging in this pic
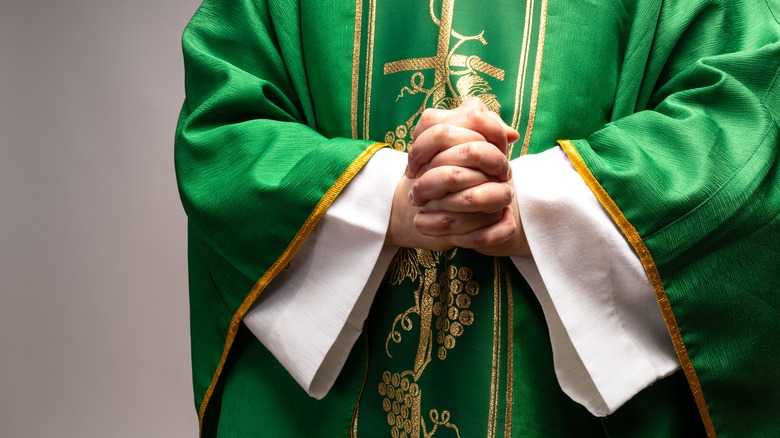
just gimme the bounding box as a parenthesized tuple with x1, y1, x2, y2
(197, 142, 388, 435)
(558, 139, 716, 438)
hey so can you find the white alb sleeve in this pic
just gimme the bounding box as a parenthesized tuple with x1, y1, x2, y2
(244, 144, 679, 412)
(510, 146, 680, 416)
(242, 147, 407, 399)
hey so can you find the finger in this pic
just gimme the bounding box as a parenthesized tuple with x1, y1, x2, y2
(406, 124, 487, 178)
(458, 96, 489, 111)
(411, 107, 456, 140)
(446, 207, 518, 249)
(449, 108, 520, 155)
(411, 102, 518, 145)
(410, 166, 491, 206)
(458, 98, 519, 143)
(438, 109, 510, 156)
(417, 142, 511, 182)
(485, 111, 521, 144)
(414, 210, 504, 236)
(420, 182, 514, 213)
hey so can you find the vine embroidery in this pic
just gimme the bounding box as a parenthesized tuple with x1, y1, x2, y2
(382, 0, 506, 152)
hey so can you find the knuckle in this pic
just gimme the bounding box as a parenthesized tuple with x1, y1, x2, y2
(501, 161, 512, 180)
(420, 108, 435, 123)
(501, 184, 513, 204)
(467, 109, 485, 124)
(489, 156, 508, 176)
(462, 190, 478, 208)
(413, 215, 429, 233)
(438, 214, 456, 230)
(460, 142, 479, 162)
(473, 233, 490, 248)
(410, 180, 422, 197)
(444, 167, 461, 185)
(432, 123, 449, 142)
(407, 145, 419, 163)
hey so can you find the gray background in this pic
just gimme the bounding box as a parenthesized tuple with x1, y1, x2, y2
(1, 1, 201, 436)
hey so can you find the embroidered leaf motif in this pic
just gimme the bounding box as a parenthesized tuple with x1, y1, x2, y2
(456, 75, 501, 112)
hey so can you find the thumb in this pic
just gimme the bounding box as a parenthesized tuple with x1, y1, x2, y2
(485, 111, 520, 145)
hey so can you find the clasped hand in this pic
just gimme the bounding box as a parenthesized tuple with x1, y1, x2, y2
(386, 98, 530, 257)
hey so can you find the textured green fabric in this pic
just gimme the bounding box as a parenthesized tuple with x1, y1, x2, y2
(358, 253, 607, 437)
(561, 2, 780, 436)
(214, 326, 367, 437)
(175, 0, 379, 420)
(175, 0, 780, 436)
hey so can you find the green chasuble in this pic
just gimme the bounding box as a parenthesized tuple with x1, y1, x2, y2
(175, 0, 780, 436)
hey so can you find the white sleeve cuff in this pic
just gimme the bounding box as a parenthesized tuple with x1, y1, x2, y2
(242, 147, 407, 399)
(510, 146, 680, 416)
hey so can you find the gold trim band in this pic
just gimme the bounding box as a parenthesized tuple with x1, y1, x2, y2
(557, 139, 716, 438)
(503, 263, 514, 438)
(519, 0, 548, 156)
(351, 0, 363, 139)
(362, 0, 377, 139)
(197, 142, 388, 434)
(487, 258, 502, 438)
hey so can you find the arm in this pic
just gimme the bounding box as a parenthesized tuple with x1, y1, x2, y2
(242, 148, 407, 399)
(249, 139, 679, 414)
(175, 0, 386, 422)
(510, 147, 678, 416)
(385, 98, 677, 414)
(175, 0, 513, 417)
(410, 2, 780, 433)
(559, 3, 780, 433)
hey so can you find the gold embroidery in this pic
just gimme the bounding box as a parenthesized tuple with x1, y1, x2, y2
(379, 371, 421, 437)
(382, 0, 506, 152)
(382, 248, 477, 437)
(428, 409, 463, 438)
(381, 254, 508, 438)
(352, 1, 542, 435)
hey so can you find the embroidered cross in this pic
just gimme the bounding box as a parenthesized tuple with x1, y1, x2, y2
(383, 0, 505, 106)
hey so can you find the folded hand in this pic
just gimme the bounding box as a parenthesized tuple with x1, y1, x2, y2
(387, 98, 530, 256)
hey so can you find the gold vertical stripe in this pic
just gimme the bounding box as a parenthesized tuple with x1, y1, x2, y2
(557, 139, 717, 438)
(349, 332, 371, 438)
(350, 405, 360, 438)
(487, 258, 502, 438)
(362, 0, 377, 139)
(520, 0, 548, 156)
(349, 6, 367, 433)
(351, 0, 363, 139)
(509, 0, 535, 134)
(503, 266, 514, 438)
(507, 0, 535, 158)
(196, 143, 388, 435)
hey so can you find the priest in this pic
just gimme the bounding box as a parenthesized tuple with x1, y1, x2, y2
(175, 0, 780, 435)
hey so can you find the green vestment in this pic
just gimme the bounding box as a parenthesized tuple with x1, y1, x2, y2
(175, 0, 780, 436)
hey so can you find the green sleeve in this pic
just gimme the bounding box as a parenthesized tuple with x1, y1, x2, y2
(174, 0, 382, 429)
(564, 1, 780, 435)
